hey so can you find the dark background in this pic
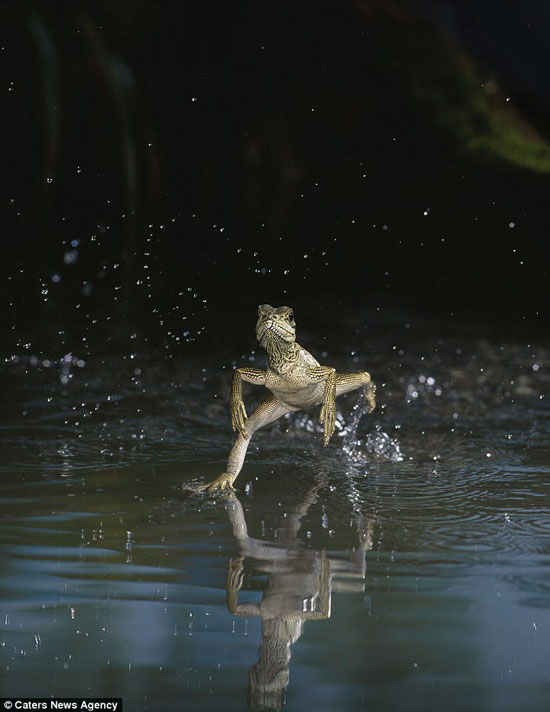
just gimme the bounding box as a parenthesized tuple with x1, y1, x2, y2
(2, 0, 549, 357)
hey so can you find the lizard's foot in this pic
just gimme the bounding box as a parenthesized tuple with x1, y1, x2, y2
(231, 398, 249, 438)
(199, 472, 237, 494)
(320, 400, 336, 446)
(364, 383, 376, 415)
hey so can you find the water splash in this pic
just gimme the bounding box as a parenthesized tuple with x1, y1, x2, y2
(288, 393, 404, 463)
(364, 425, 403, 462)
(340, 391, 368, 460)
(339, 392, 403, 463)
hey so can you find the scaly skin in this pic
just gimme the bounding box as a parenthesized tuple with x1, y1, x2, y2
(201, 304, 376, 493)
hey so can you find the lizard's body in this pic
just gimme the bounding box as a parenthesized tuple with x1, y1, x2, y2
(265, 343, 322, 408)
(202, 304, 376, 492)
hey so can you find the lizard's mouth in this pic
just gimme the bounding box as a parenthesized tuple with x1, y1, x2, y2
(257, 318, 295, 344)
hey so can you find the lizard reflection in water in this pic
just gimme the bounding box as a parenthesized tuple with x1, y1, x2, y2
(202, 304, 376, 492)
(224, 485, 372, 711)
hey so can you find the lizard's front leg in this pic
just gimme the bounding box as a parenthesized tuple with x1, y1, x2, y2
(226, 556, 245, 613)
(226, 556, 261, 616)
(230, 367, 266, 437)
(307, 366, 337, 446)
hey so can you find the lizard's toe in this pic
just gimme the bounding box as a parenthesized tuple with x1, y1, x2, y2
(205, 473, 236, 493)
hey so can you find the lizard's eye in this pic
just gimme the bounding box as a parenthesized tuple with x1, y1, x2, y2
(287, 311, 294, 322)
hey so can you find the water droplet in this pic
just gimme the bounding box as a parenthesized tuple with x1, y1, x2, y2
(63, 249, 79, 265)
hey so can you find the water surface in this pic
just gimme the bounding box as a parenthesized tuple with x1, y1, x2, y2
(1, 312, 549, 711)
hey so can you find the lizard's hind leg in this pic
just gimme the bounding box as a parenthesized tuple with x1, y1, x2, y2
(203, 395, 294, 493)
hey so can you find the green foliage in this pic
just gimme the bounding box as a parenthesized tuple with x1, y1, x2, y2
(379, 13, 550, 173)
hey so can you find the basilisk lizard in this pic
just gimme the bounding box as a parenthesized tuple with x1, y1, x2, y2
(201, 304, 376, 492)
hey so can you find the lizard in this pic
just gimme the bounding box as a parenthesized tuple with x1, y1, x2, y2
(223, 487, 373, 709)
(201, 304, 376, 493)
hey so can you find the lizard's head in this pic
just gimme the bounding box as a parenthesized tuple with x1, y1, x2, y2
(255, 304, 296, 346)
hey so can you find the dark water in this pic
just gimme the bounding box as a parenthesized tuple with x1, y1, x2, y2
(1, 311, 550, 711)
